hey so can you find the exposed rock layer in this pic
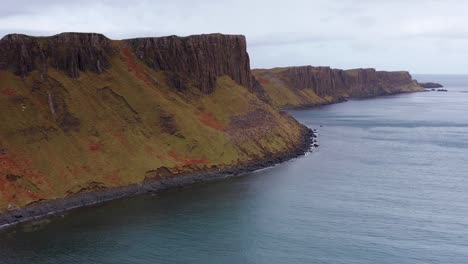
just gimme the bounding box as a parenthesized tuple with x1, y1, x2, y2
(0, 33, 114, 78)
(0, 33, 252, 94)
(124, 34, 252, 93)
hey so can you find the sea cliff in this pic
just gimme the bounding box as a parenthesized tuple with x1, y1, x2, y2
(0, 32, 311, 225)
(252, 66, 424, 108)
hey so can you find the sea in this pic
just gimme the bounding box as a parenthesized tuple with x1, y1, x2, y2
(0, 75, 467, 264)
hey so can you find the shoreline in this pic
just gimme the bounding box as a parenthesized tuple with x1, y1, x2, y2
(0, 127, 314, 231)
(281, 89, 424, 110)
(0, 89, 423, 231)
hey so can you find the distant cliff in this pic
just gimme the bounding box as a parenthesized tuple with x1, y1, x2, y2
(418, 82, 443, 88)
(0, 32, 310, 216)
(124, 34, 252, 93)
(252, 66, 424, 107)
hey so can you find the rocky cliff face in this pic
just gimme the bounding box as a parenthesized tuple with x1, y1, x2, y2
(0, 32, 309, 215)
(252, 66, 424, 107)
(0, 33, 114, 78)
(0, 33, 251, 91)
(124, 34, 252, 93)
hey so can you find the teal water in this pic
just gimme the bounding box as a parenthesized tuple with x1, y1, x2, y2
(1, 75, 468, 264)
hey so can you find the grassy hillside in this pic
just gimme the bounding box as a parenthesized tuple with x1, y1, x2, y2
(0, 36, 308, 212)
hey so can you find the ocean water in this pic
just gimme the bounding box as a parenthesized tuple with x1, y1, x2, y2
(1, 75, 468, 264)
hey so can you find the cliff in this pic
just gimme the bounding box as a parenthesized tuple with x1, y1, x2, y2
(124, 34, 252, 93)
(252, 66, 424, 108)
(0, 33, 114, 78)
(0, 32, 310, 216)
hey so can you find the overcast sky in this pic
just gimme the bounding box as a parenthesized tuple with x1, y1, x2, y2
(0, 0, 466, 74)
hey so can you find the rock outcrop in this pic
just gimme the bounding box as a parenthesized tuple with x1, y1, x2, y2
(252, 66, 424, 107)
(418, 82, 444, 88)
(124, 34, 252, 93)
(0, 33, 114, 78)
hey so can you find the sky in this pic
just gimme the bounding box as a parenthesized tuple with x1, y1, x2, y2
(0, 0, 466, 74)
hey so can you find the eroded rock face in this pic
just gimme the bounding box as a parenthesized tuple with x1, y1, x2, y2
(0, 33, 114, 78)
(0, 34, 43, 77)
(46, 33, 114, 77)
(124, 34, 252, 93)
(1, 33, 252, 94)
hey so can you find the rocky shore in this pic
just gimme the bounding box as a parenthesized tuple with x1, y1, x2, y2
(281, 88, 423, 111)
(0, 127, 314, 231)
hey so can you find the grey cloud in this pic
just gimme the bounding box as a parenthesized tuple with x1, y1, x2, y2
(0, 0, 466, 74)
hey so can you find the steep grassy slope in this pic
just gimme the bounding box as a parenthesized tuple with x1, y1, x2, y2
(252, 66, 424, 108)
(0, 33, 309, 213)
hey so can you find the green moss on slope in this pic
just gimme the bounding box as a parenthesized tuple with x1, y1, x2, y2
(0, 42, 307, 211)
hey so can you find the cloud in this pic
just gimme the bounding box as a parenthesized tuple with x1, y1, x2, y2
(0, 0, 466, 73)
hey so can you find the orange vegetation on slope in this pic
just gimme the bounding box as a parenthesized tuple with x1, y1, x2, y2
(196, 111, 230, 131)
(0, 88, 16, 97)
(256, 76, 270, 86)
(88, 143, 102, 152)
(121, 47, 152, 86)
(167, 151, 209, 165)
(0, 152, 49, 204)
(0, 72, 17, 97)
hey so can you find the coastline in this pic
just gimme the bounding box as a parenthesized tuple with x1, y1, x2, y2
(0, 89, 424, 231)
(0, 127, 314, 231)
(281, 89, 424, 110)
